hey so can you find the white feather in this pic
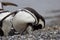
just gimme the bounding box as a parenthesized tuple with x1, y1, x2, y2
(12, 11, 35, 33)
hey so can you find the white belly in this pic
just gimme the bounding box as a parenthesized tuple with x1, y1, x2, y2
(12, 11, 35, 34)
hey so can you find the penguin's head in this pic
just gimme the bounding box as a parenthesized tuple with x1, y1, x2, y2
(23, 7, 45, 31)
(31, 18, 45, 31)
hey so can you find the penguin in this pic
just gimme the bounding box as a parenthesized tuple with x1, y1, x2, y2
(0, 7, 45, 35)
(22, 7, 45, 30)
(12, 7, 45, 34)
(0, 2, 17, 36)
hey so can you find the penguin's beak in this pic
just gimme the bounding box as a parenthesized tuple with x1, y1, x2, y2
(2, 2, 18, 7)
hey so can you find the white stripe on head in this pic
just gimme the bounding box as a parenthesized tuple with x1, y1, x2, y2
(39, 19, 44, 28)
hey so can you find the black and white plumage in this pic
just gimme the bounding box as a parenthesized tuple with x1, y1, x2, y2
(0, 12, 13, 36)
(0, 7, 45, 36)
(0, 2, 17, 36)
(12, 7, 45, 34)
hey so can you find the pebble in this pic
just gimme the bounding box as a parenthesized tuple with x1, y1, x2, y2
(0, 26, 60, 40)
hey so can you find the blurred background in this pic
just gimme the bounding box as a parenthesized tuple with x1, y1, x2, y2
(1, 0, 60, 26)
